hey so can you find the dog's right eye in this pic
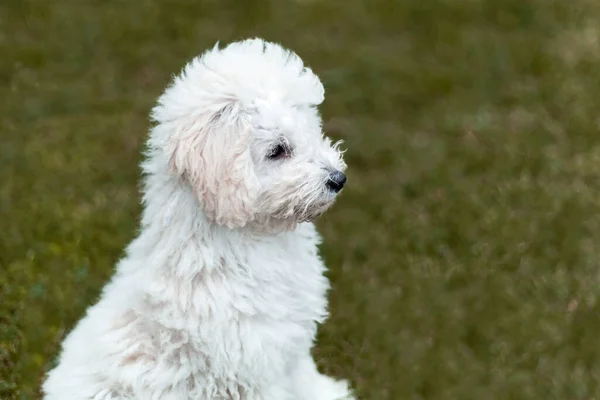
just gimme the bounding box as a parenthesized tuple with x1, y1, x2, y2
(267, 144, 287, 160)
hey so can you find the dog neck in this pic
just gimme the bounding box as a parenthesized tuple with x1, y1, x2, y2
(114, 163, 319, 329)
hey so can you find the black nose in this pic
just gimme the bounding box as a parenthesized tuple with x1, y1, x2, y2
(326, 170, 347, 193)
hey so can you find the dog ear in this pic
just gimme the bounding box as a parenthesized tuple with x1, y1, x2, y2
(168, 102, 258, 228)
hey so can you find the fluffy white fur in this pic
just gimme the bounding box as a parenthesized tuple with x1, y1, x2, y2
(42, 38, 353, 400)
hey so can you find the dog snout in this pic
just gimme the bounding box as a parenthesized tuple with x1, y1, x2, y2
(326, 170, 346, 193)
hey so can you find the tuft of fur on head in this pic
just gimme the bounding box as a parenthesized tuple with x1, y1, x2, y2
(145, 38, 346, 230)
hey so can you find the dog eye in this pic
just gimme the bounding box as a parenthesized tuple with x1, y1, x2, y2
(267, 144, 288, 160)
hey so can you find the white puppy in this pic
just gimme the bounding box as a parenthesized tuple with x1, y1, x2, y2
(42, 38, 354, 400)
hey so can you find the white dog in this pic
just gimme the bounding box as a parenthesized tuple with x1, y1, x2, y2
(42, 38, 354, 400)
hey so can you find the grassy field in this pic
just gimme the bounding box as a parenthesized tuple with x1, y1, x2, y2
(2, 0, 600, 398)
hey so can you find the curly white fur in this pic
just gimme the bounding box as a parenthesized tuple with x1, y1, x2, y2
(42, 38, 354, 400)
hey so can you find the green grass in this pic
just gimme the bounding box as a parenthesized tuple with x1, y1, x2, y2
(2, 0, 600, 398)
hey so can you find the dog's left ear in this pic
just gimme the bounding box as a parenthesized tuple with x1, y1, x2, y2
(168, 102, 259, 228)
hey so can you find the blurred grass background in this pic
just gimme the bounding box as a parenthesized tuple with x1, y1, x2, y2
(2, 0, 600, 398)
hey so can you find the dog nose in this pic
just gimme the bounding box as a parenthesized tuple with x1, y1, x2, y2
(326, 170, 347, 193)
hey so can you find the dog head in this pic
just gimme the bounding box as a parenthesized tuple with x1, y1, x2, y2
(150, 39, 346, 230)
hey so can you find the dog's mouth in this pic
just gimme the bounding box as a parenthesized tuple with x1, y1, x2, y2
(294, 200, 334, 222)
(257, 186, 339, 224)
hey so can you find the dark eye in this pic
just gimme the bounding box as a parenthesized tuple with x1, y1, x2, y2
(267, 144, 287, 160)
